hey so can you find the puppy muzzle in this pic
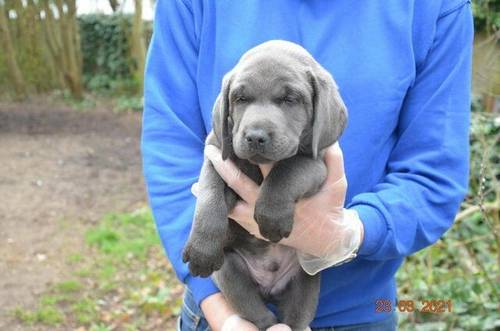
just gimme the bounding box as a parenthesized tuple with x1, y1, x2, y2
(244, 127, 270, 152)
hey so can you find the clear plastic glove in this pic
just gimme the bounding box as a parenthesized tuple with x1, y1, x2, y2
(221, 314, 295, 331)
(220, 314, 258, 331)
(196, 143, 364, 275)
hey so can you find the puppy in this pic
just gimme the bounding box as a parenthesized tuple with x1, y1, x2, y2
(183, 40, 347, 331)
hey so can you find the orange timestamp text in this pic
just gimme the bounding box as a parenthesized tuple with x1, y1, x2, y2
(375, 299, 453, 313)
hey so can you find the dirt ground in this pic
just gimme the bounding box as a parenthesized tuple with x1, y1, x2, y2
(0, 99, 147, 330)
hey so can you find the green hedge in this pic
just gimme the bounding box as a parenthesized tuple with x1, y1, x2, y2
(472, 0, 500, 32)
(79, 14, 152, 95)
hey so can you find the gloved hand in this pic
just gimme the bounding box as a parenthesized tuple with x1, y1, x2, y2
(197, 143, 364, 275)
(202, 293, 296, 331)
(221, 314, 303, 331)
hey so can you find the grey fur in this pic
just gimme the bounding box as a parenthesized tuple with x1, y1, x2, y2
(182, 40, 347, 330)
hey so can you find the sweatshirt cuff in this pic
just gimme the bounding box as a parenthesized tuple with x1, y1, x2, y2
(185, 275, 220, 306)
(350, 205, 388, 257)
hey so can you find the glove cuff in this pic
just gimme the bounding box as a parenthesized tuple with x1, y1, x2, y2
(298, 208, 363, 275)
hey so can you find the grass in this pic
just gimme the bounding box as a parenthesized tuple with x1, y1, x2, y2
(11, 207, 182, 330)
(14, 306, 64, 326)
(72, 298, 98, 324)
(67, 253, 84, 263)
(55, 280, 83, 293)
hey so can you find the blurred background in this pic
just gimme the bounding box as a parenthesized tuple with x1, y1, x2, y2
(0, 1, 498, 330)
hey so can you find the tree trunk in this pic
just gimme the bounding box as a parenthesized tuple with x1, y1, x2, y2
(54, 0, 83, 99)
(109, 0, 120, 12)
(30, 0, 65, 88)
(24, 0, 52, 92)
(130, 0, 146, 93)
(0, 4, 27, 98)
(67, 0, 83, 99)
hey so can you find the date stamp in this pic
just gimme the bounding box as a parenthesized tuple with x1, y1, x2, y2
(375, 299, 452, 313)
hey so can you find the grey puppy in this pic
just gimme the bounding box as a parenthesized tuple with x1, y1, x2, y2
(182, 40, 347, 331)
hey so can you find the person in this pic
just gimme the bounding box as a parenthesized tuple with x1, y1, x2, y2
(141, 1, 473, 330)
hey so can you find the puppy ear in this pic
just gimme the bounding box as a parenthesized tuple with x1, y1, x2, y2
(212, 72, 233, 160)
(310, 67, 348, 159)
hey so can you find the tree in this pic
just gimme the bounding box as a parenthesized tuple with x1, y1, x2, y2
(52, 0, 83, 99)
(13, 0, 84, 98)
(29, 0, 65, 89)
(0, 3, 27, 98)
(130, 0, 146, 93)
(38, 1, 60, 85)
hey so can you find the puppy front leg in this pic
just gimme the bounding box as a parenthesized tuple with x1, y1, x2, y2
(182, 158, 234, 277)
(254, 156, 327, 243)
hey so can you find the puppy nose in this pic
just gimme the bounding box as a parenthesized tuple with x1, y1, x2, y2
(245, 128, 269, 148)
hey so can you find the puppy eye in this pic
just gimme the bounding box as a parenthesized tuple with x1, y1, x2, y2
(281, 95, 299, 104)
(233, 96, 249, 104)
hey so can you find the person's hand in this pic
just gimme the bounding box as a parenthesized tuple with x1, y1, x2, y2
(201, 293, 257, 331)
(220, 315, 259, 331)
(200, 293, 293, 331)
(222, 316, 292, 331)
(197, 143, 364, 275)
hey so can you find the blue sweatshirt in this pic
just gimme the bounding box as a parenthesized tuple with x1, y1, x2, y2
(142, 0, 473, 327)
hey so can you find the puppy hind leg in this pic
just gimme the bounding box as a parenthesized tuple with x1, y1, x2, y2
(276, 271, 320, 331)
(213, 252, 277, 331)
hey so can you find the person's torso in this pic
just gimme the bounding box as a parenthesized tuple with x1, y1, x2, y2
(186, 0, 449, 326)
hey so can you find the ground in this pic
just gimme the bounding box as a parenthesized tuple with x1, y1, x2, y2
(0, 97, 497, 331)
(0, 98, 180, 330)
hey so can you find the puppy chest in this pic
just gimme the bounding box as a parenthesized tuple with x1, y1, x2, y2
(235, 244, 301, 296)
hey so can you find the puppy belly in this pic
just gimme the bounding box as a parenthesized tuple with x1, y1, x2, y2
(234, 244, 301, 297)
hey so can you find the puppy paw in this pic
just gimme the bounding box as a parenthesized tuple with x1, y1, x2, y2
(254, 199, 294, 243)
(182, 240, 224, 277)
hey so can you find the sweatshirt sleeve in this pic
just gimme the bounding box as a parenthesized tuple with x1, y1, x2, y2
(348, 3, 474, 260)
(141, 0, 220, 305)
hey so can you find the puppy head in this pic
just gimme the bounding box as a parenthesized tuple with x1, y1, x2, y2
(212, 40, 347, 163)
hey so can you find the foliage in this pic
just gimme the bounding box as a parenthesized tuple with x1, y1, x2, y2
(0, 9, 152, 98)
(114, 95, 144, 112)
(79, 14, 134, 94)
(472, 0, 500, 33)
(79, 14, 152, 95)
(11, 208, 181, 330)
(396, 100, 500, 330)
